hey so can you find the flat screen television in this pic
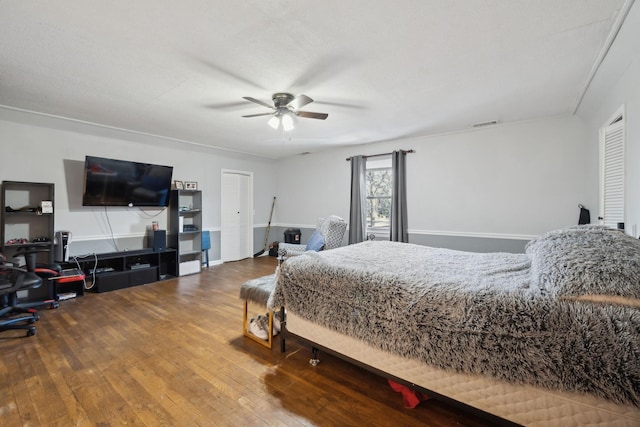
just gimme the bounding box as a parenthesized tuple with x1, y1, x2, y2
(82, 156, 173, 207)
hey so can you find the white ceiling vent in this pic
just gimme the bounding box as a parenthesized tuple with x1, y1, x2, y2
(472, 120, 499, 128)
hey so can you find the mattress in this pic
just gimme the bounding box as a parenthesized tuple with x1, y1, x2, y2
(286, 312, 640, 427)
(270, 240, 640, 406)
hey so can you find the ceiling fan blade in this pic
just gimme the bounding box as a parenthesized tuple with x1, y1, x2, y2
(287, 94, 314, 110)
(296, 111, 328, 120)
(242, 96, 274, 109)
(205, 101, 250, 110)
(242, 112, 275, 118)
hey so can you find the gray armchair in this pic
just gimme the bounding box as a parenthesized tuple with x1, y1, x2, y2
(279, 215, 347, 258)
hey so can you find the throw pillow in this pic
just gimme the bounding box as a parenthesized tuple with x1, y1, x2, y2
(526, 225, 640, 298)
(305, 230, 325, 252)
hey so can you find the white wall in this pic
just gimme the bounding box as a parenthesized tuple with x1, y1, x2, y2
(275, 115, 593, 239)
(2, 107, 594, 253)
(0, 105, 600, 253)
(272, 2, 640, 243)
(577, 0, 640, 237)
(9, 0, 640, 251)
(0, 107, 277, 253)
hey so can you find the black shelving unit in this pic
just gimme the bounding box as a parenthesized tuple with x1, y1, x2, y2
(169, 190, 202, 276)
(1, 181, 55, 301)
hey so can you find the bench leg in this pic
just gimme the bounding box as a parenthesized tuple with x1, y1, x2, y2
(243, 300, 273, 349)
(280, 306, 286, 353)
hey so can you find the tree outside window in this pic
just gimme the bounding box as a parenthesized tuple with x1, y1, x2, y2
(365, 157, 392, 237)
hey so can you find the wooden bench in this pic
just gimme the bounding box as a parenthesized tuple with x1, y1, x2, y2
(239, 274, 276, 348)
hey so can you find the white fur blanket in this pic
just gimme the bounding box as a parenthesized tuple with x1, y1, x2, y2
(268, 239, 640, 406)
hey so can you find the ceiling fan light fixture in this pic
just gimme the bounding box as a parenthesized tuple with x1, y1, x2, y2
(242, 93, 326, 131)
(281, 113, 294, 131)
(268, 115, 280, 130)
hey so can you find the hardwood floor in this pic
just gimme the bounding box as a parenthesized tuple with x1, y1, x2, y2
(1, 256, 497, 426)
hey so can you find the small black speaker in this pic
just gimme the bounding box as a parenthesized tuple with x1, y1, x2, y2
(149, 230, 166, 252)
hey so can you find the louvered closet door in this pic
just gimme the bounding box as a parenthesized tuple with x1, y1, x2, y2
(600, 120, 625, 228)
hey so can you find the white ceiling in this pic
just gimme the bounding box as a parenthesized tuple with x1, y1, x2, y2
(0, 1, 630, 159)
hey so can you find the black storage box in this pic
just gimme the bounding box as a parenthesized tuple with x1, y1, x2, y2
(284, 228, 302, 244)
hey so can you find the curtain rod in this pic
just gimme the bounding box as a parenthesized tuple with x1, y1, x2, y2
(345, 149, 415, 161)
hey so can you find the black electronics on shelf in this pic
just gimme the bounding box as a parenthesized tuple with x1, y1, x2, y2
(61, 249, 176, 293)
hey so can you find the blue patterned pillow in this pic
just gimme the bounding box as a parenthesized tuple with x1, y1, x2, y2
(305, 230, 325, 251)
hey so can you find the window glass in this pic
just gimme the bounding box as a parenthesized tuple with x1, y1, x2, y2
(365, 156, 392, 237)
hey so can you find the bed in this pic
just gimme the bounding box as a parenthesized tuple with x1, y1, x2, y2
(267, 225, 640, 426)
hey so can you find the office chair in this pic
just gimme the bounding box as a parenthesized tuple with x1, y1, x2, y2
(0, 253, 43, 337)
(16, 246, 62, 309)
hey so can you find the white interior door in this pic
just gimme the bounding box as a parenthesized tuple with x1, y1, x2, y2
(221, 170, 253, 262)
(599, 114, 625, 229)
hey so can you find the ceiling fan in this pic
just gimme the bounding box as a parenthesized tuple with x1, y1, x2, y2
(241, 93, 328, 131)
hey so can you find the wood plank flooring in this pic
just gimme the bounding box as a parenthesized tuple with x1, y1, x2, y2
(1, 256, 497, 426)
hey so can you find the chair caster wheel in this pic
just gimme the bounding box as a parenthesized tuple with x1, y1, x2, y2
(309, 358, 320, 366)
(26, 327, 36, 337)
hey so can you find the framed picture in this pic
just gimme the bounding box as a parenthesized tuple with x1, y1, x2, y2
(174, 180, 184, 190)
(40, 200, 54, 214)
(185, 181, 198, 190)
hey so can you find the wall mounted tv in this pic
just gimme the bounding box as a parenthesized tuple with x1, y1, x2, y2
(82, 156, 173, 207)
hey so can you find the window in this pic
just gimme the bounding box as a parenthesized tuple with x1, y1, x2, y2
(599, 107, 625, 229)
(365, 156, 392, 238)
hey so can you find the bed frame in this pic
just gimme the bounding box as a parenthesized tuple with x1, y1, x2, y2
(280, 310, 640, 427)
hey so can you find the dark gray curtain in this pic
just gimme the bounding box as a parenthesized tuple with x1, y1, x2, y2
(349, 155, 366, 244)
(390, 150, 408, 242)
